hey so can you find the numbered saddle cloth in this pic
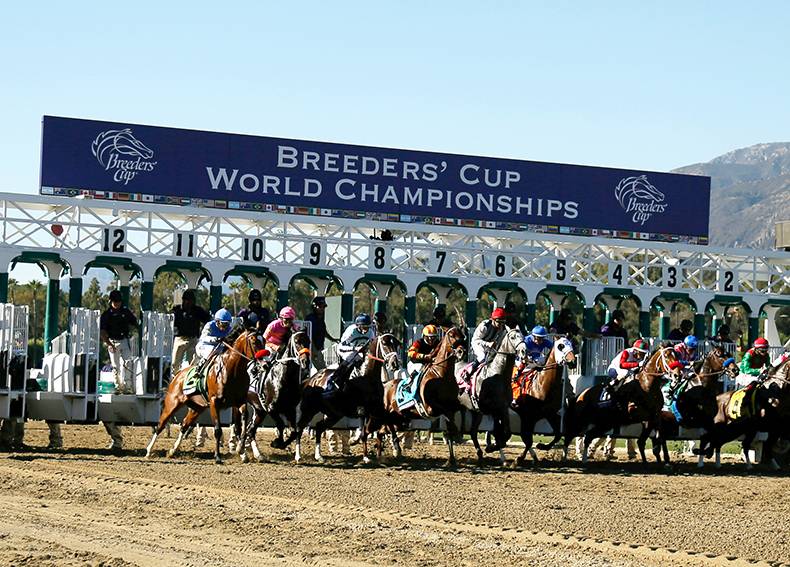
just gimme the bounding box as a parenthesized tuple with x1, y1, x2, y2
(182, 366, 209, 401)
(396, 373, 423, 411)
(726, 386, 757, 421)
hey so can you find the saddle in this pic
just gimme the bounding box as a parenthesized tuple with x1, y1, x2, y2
(182, 366, 209, 401)
(726, 385, 758, 421)
(458, 362, 486, 410)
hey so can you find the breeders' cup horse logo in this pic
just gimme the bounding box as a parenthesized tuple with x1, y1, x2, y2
(614, 175, 668, 225)
(91, 128, 157, 185)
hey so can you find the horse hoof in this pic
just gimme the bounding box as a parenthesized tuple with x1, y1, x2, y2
(315, 456, 325, 464)
(240, 452, 249, 463)
(770, 460, 781, 471)
(535, 443, 549, 451)
(215, 458, 223, 465)
(362, 456, 371, 465)
(167, 450, 176, 458)
(444, 459, 457, 469)
(484, 445, 497, 454)
(270, 439, 285, 449)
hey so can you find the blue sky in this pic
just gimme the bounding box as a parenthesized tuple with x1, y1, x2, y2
(2, 2, 789, 281)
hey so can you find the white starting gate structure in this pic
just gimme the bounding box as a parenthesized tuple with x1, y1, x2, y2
(0, 191, 787, 436)
(0, 303, 28, 421)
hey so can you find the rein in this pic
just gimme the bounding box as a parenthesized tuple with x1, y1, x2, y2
(220, 333, 255, 361)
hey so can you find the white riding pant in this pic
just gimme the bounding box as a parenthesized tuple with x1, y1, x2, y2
(108, 338, 134, 392)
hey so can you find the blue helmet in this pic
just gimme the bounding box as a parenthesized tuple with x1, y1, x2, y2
(214, 308, 233, 323)
(531, 325, 548, 338)
(684, 335, 698, 349)
(355, 313, 371, 326)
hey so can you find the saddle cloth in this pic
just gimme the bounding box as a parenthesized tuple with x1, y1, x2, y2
(182, 366, 209, 401)
(726, 386, 757, 421)
(396, 373, 422, 411)
(511, 369, 538, 402)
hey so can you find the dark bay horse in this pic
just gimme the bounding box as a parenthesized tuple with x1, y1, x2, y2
(145, 328, 261, 463)
(565, 346, 683, 465)
(652, 347, 739, 466)
(695, 357, 790, 470)
(379, 327, 467, 467)
(290, 333, 401, 464)
(237, 330, 311, 463)
(459, 327, 526, 466)
(511, 336, 577, 465)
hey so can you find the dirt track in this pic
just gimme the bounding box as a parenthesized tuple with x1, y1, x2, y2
(1, 423, 789, 567)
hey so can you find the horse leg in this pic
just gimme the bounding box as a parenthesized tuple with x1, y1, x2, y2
(536, 412, 562, 451)
(147, 392, 183, 458)
(168, 407, 200, 458)
(445, 412, 458, 468)
(313, 415, 341, 464)
(496, 415, 509, 466)
(636, 422, 652, 466)
(515, 414, 532, 466)
(210, 398, 224, 464)
(741, 430, 756, 471)
(390, 423, 402, 459)
(763, 431, 780, 471)
(469, 412, 484, 464)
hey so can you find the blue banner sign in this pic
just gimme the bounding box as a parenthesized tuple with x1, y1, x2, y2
(40, 116, 710, 243)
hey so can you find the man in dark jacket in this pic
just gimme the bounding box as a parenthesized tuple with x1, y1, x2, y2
(171, 289, 211, 371)
(99, 289, 139, 451)
(304, 296, 338, 371)
(237, 288, 271, 331)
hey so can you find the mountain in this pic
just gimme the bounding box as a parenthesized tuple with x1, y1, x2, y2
(672, 143, 790, 249)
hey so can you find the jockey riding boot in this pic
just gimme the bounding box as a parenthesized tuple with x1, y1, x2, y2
(464, 359, 481, 382)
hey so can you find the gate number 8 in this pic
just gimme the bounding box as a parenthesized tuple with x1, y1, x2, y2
(373, 246, 386, 269)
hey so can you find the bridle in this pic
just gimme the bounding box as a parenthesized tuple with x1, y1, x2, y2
(366, 333, 400, 370)
(274, 331, 311, 366)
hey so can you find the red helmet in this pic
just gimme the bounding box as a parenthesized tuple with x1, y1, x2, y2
(491, 307, 507, 320)
(753, 338, 769, 349)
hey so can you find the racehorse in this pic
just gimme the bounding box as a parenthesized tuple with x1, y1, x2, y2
(145, 328, 261, 464)
(565, 346, 683, 465)
(288, 333, 401, 464)
(379, 327, 467, 467)
(695, 357, 790, 470)
(652, 346, 739, 466)
(458, 327, 526, 466)
(236, 330, 311, 463)
(511, 336, 577, 465)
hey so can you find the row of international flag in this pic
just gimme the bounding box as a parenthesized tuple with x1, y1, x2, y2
(40, 187, 709, 245)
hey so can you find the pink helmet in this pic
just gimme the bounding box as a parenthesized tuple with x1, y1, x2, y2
(279, 306, 296, 320)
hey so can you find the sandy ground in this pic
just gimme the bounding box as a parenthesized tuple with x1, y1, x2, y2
(1, 422, 789, 567)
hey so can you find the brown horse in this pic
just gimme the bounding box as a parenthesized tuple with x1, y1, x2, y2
(653, 346, 739, 466)
(378, 327, 467, 467)
(511, 335, 577, 465)
(565, 346, 683, 465)
(237, 330, 311, 463)
(696, 357, 790, 469)
(145, 328, 261, 463)
(288, 333, 401, 464)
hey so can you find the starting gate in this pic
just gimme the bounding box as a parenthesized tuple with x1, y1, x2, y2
(0, 303, 28, 420)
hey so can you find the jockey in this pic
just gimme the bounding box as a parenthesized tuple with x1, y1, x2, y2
(464, 307, 507, 379)
(195, 308, 234, 371)
(263, 306, 299, 356)
(607, 338, 649, 381)
(403, 324, 442, 394)
(673, 335, 699, 368)
(337, 313, 375, 368)
(523, 325, 554, 369)
(740, 338, 771, 377)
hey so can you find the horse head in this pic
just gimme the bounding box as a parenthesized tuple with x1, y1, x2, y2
(494, 327, 525, 359)
(442, 326, 467, 360)
(642, 346, 683, 387)
(552, 336, 577, 370)
(288, 330, 312, 374)
(376, 333, 402, 372)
